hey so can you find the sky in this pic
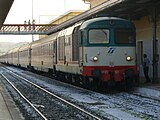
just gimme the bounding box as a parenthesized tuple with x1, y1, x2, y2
(0, 0, 89, 43)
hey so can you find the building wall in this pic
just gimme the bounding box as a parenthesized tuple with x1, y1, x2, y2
(85, 0, 122, 8)
(50, 11, 83, 24)
(39, 10, 83, 39)
(85, 0, 108, 8)
(133, 16, 160, 80)
(134, 16, 160, 40)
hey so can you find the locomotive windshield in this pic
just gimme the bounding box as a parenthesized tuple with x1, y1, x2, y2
(115, 29, 135, 44)
(89, 29, 109, 44)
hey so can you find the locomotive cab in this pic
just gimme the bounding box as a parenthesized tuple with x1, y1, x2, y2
(79, 17, 138, 88)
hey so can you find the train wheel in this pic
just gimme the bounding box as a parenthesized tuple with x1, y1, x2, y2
(116, 81, 123, 91)
(134, 75, 140, 86)
(74, 75, 80, 86)
(92, 78, 101, 91)
(98, 81, 107, 92)
(71, 75, 76, 84)
(64, 74, 69, 83)
(123, 78, 134, 91)
(77, 75, 83, 86)
(127, 79, 134, 91)
(83, 77, 92, 89)
(57, 72, 65, 82)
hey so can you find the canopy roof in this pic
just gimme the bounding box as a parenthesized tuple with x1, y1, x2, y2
(0, 0, 14, 25)
(47, 0, 160, 34)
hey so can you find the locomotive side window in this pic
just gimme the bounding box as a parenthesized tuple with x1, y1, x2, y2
(89, 29, 109, 44)
(115, 29, 135, 44)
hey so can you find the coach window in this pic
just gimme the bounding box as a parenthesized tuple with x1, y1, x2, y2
(48, 44, 50, 55)
(89, 29, 109, 44)
(65, 38, 68, 46)
(68, 37, 71, 45)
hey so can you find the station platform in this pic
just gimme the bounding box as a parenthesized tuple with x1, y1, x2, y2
(0, 84, 23, 120)
(134, 82, 160, 101)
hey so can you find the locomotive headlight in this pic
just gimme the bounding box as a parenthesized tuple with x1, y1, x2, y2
(93, 56, 98, 62)
(126, 56, 132, 61)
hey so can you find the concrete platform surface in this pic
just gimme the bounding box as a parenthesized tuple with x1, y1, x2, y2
(135, 83, 160, 101)
(0, 84, 24, 120)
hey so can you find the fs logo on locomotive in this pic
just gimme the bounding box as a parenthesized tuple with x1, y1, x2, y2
(107, 47, 116, 55)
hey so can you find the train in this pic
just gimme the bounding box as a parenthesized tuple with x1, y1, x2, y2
(0, 17, 139, 90)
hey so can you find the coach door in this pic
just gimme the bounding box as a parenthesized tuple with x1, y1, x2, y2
(28, 46, 32, 67)
(72, 26, 80, 61)
(53, 40, 57, 64)
(58, 36, 65, 63)
(79, 30, 84, 67)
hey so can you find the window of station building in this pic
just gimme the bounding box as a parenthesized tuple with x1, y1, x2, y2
(89, 29, 109, 44)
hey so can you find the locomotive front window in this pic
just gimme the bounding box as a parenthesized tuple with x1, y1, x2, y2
(89, 29, 109, 44)
(115, 29, 135, 44)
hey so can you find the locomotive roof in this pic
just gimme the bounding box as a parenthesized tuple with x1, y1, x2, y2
(80, 17, 133, 29)
(58, 22, 82, 37)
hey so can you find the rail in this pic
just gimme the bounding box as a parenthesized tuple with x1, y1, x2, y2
(0, 73, 48, 120)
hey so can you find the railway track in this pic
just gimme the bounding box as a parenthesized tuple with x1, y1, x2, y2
(0, 73, 47, 120)
(0, 71, 102, 120)
(1, 65, 160, 120)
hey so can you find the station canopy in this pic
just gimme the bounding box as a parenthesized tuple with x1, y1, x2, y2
(47, 0, 160, 34)
(0, 0, 14, 25)
(97, 0, 160, 20)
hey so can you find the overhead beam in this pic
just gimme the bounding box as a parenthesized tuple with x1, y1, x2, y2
(0, 24, 56, 35)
